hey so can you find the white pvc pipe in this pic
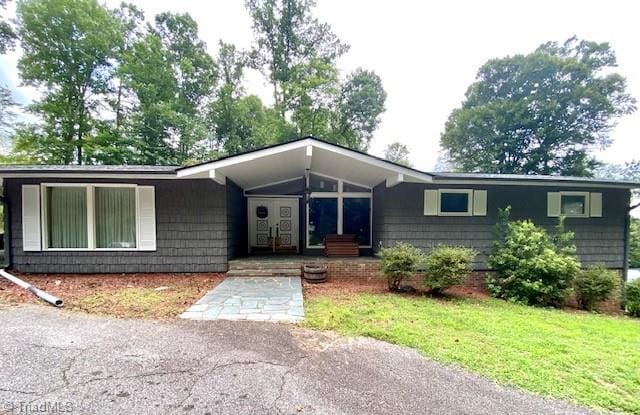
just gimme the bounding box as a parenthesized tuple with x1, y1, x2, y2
(0, 269, 64, 307)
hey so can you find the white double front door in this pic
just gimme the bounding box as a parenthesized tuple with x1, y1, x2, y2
(247, 197, 299, 253)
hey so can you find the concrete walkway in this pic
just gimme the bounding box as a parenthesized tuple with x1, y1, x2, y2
(181, 276, 304, 323)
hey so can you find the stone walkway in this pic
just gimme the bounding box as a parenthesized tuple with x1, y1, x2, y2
(180, 277, 304, 323)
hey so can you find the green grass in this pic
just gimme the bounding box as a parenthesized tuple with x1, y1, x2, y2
(304, 293, 640, 413)
(76, 287, 192, 319)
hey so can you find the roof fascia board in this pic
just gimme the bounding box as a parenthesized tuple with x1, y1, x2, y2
(0, 173, 177, 180)
(432, 179, 639, 189)
(176, 139, 312, 178)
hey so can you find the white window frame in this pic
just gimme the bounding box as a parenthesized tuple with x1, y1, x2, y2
(559, 191, 590, 218)
(40, 183, 142, 251)
(438, 189, 474, 216)
(305, 173, 373, 249)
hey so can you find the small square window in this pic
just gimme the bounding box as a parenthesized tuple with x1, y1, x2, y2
(561, 194, 587, 216)
(439, 191, 472, 215)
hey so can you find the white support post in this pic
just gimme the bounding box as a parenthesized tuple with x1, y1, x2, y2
(305, 145, 313, 170)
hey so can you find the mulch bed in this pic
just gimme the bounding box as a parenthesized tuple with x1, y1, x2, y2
(302, 277, 490, 300)
(0, 273, 224, 318)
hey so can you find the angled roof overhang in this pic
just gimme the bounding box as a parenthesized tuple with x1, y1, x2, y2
(176, 137, 434, 188)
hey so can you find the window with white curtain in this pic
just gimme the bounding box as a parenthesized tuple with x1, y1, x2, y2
(46, 186, 88, 249)
(42, 184, 141, 250)
(95, 187, 137, 248)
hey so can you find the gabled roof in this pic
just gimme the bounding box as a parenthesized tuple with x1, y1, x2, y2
(175, 136, 433, 188)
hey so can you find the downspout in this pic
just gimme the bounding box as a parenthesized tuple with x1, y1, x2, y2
(624, 213, 630, 282)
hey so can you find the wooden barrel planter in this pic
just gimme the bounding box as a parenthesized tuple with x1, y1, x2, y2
(303, 264, 327, 283)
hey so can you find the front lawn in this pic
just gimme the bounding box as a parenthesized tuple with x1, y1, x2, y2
(304, 293, 640, 413)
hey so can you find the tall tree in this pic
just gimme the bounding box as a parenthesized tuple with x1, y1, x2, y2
(121, 12, 217, 164)
(210, 41, 295, 155)
(332, 68, 386, 150)
(441, 37, 636, 176)
(15, 0, 122, 164)
(246, 0, 348, 117)
(384, 141, 411, 166)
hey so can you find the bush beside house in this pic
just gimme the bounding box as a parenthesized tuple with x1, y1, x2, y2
(487, 208, 580, 307)
(423, 246, 476, 294)
(574, 265, 621, 311)
(378, 242, 424, 291)
(624, 279, 640, 317)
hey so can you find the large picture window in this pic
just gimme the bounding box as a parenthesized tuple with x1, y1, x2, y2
(42, 184, 141, 250)
(306, 174, 372, 248)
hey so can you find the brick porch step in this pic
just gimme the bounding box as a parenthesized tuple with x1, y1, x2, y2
(227, 260, 302, 278)
(226, 268, 302, 277)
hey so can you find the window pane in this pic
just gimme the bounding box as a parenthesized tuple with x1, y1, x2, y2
(440, 192, 469, 213)
(342, 182, 371, 193)
(308, 198, 337, 246)
(343, 198, 371, 246)
(561, 195, 585, 215)
(47, 187, 87, 248)
(309, 174, 338, 192)
(96, 188, 137, 248)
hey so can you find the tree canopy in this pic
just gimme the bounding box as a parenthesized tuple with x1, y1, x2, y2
(441, 37, 636, 176)
(2, 0, 387, 164)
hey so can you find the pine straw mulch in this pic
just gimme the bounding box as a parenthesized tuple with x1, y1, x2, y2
(302, 277, 490, 300)
(0, 273, 224, 319)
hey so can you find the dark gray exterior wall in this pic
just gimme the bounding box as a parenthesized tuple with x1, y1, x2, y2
(373, 182, 630, 269)
(226, 179, 246, 260)
(6, 178, 230, 273)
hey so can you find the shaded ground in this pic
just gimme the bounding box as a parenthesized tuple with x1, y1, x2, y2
(0, 273, 223, 319)
(0, 305, 592, 415)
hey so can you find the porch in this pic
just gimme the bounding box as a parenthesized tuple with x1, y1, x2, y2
(227, 256, 382, 280)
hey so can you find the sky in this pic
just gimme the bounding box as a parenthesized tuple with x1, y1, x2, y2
(1, 0, 639, 170)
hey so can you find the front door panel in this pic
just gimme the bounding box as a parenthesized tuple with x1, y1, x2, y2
(248, 198, 299, 253)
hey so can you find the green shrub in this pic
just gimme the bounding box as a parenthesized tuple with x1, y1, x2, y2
(378, 242, 425, 291)
(424, 246, 476, 294)
(574, 265, 620, 311)
(487, 208, 580, 307)
(624, 279, 640, 317)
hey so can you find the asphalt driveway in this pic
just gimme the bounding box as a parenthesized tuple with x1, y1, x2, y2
(0, 305, 592, 415)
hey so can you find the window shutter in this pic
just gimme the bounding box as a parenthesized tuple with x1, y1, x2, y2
(547, 192, 561, 217)
(22, 185, 41, 251)
(137, 186, 156, 251)
(473, 190, 487, 216)
(590, 192, 602, 217)
(424, 190, 438, 216)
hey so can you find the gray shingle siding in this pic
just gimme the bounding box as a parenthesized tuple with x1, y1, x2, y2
(6, 178, 229, 273)
(226, 179, 246, 260)
(373, 183, 629, 269)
